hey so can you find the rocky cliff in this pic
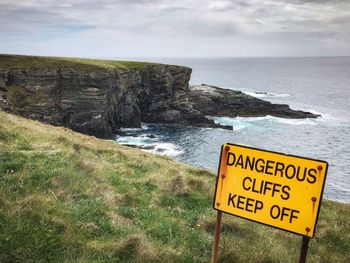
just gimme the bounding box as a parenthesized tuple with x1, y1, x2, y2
(0, 55, 221, 138)
(0, 55, 317, 138)
(188, 84, 318, 118)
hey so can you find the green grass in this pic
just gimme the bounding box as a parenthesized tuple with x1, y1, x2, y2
(0, 54, 156, 72)
(0, 110, 349, 262)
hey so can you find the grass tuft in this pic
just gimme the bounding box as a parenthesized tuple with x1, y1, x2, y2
(113, 235, 157, 263)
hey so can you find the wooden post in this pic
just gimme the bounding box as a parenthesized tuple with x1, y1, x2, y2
(211, 210, 223, 263)
(299, 236, 310, 263)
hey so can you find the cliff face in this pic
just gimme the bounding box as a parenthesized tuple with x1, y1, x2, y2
(0, 62, 218, 138)
(0, 55, 318, 138)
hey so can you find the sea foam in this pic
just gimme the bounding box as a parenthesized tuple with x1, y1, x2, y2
(243, 91, 290, 98)
(116, 134, 183, 157)
(213, 115, 319, 130)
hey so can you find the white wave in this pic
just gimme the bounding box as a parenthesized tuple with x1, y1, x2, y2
(141, 123, 150, 130)
(244, 91, 290, 98)
(120, 123, 150, 132)
(146, 143, 184, 157)
(116, 135, 157, 145)
(116, 135, 183, 157)
(213, 115, 319, 130)
(274, 117, 318, 126)
(120, 127, 144, 132)
(307, 109, 323, 116)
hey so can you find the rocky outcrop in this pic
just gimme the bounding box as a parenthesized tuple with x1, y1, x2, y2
(0, 64, 226, 138)
(0, 56, 318, 139)
(188, 84, 318, 119)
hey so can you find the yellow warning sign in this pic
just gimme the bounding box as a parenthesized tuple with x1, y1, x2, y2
(213, 143, 328, 237)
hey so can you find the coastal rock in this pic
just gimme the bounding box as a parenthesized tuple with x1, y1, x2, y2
(0, 55, 318, 139)
(0, 57, 227, 138)
(188, 84, 318, 119)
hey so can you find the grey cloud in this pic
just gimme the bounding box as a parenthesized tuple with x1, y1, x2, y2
(181, 17, 240, 37)
(0, 5, 72, 26)
(330, 15, 350, 24)
(0, 0, 349, 57)
(206, 1, 250, 12)
(275, 0, 347, 4)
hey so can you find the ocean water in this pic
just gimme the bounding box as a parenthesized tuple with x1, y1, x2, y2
(116, 57, 350, 203)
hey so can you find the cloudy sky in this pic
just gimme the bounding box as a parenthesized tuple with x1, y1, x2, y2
(1, 0, 350, 57)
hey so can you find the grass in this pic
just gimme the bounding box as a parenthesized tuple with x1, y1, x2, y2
(0, 110, 349, 262)
(0, 54, 156, 72)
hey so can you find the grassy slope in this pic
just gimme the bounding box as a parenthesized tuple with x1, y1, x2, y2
(0, 54, 155, 71)
(0, 110, 349, 263)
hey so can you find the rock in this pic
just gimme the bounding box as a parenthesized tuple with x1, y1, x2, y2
(188, 84, 319, 119)
(0, 56, 230, 137)
(0, 55, 317, 139)
(159, 110, 181, 122)
(124, 144, 156, 150)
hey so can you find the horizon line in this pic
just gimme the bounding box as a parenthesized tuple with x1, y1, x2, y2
(2, 52, 350, 60)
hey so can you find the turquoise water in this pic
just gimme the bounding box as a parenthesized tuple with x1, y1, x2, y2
(116, 57, 350, 203)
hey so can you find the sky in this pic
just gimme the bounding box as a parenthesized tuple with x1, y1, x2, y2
(0, 0, 350, 58)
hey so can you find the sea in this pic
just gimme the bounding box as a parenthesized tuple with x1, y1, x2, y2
(115, 57, 350, 203)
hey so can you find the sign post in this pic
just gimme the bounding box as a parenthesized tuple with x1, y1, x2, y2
(299, 236, 311, 263)
(211, 210, 222, 263)
(212, 143, 328, 262)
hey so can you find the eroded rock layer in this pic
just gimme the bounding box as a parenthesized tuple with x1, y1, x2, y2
(0, 56, 318, 138)
(0, 64, 221, 138)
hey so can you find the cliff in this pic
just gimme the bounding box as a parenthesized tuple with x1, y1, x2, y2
(0, 55, 317, 138)
(0, 55, 219, 138)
